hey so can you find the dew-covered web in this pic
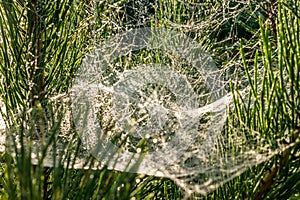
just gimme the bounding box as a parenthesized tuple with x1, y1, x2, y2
(70, 0, 293, 195)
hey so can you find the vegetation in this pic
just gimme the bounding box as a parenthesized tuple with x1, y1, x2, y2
(0, 0, 299, 199)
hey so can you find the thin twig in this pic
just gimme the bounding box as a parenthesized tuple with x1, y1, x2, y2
(254, 128, 299, 200)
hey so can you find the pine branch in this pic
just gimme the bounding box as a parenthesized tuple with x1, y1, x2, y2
(254, 128, 299, 200)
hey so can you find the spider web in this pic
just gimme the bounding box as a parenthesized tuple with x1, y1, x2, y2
(70, 0, 293, 195)
(0, 0, 293, 197)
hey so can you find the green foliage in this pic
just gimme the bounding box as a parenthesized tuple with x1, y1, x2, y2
(0, 0, 299, 199)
